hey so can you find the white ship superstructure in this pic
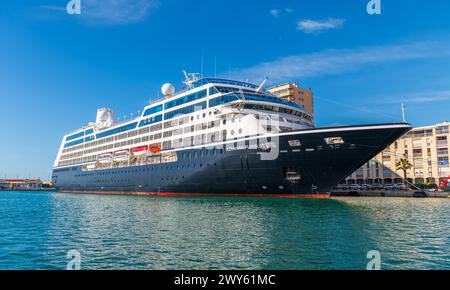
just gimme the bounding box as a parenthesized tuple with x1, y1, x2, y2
(54, 75, 313, 171)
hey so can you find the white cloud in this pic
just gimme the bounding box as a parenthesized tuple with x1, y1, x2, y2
(384, 90, 450, 104)
(229, 41, 450, 83)
(297, 18, 345, 34)
(82, 0, 159, 25)
(41, 0, 159, 25)
(40, 5, 66, 12)
(270, 8, 293, 17)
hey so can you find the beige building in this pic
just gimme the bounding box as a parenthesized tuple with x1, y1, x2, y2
(345, 122, 450, 185)
(268, 83, 314, 118)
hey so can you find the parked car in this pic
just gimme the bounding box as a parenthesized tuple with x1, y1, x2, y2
(350, 184, 361, 190)
(361, 184, 372, 190)
(394, 183, 407, 191)
(383, 183, 395, 190)
(372, 183, 383, 190)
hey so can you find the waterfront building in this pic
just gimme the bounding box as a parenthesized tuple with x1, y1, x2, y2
(0, 179, 44, 190)
(267, 83, 314, 119)
(345, 122, 450, 185)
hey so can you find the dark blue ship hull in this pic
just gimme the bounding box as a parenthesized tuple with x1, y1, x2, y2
(52, 123, 411, 197)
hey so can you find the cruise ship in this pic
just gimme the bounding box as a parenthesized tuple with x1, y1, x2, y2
(52, 73, 411, 198)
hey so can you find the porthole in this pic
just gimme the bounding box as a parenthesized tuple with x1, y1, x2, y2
(238, 128, 243, 134)
(231, 130, 235, 135)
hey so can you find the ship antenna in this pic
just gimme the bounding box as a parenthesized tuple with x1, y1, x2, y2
(201, 49, 204, 78)
(214, 56, 217, 78)
(182, 70, 200, 88)
(401, 103, 407, 123)
(257, 77, 269, 92)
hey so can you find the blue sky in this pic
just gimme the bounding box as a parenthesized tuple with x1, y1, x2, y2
(1, 0, 450, 179)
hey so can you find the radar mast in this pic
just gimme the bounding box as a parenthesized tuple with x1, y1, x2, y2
(182, 70, 201, 88)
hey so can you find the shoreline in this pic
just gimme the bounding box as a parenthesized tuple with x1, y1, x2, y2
(0, 188, 55, 192)
(331, 190, 449, 198)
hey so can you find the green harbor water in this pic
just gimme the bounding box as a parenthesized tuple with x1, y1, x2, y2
(0, 190, 448, 269)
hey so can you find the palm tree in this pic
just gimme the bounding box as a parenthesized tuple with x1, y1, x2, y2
(396, 158, 413, 184)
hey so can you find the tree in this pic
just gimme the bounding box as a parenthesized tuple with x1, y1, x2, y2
(396, 158, 413, 184)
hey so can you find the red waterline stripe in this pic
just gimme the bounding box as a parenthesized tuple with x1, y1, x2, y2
(58, 190, 330, 199)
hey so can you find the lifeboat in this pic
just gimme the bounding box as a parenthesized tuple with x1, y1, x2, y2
(113, 150, 130, 162)
(98, 153, 113, 164)
(132, 146, 148, 156)
(149, 144, 161, 154)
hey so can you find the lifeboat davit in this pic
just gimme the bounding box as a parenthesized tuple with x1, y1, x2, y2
(132, 146, 148, 156)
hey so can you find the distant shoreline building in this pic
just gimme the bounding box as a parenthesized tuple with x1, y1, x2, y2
(268, 83, 314, 119)
(345, 122, 450, 185)
(0, 179, 44, 190)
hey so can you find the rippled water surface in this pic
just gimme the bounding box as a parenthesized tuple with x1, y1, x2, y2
(0, 191, 448, 269)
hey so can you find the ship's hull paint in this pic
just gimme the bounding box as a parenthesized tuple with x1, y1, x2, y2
(59, 190, 331, 199)
(52, 123, 411, 197)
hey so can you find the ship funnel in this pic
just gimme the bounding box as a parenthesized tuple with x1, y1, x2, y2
(96, 108, 116, 129)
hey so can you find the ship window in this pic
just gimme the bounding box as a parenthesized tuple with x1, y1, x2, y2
(164, 89, 207, 110)
(325, 137, 344, 145)
(66, 131, 84, 142)
(139, 115, 162, 128)
(208, 86, 219, 96)
(164, 101, 207, 120)
(179, 116, 189, 125)
(288, 140, 302, 147)
(209, 94, 240, 107)
(143, 104, 163, 117)
(96, 122, 138, 140)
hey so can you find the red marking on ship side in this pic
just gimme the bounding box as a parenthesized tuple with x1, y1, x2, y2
(58, 190, 330, 199)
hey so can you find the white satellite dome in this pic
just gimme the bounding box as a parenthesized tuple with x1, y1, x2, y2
(161, 83, 175, 97)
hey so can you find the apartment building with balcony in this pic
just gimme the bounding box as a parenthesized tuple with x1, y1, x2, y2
(267, 83, 314, 119)
(345, 122, 450, 185)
